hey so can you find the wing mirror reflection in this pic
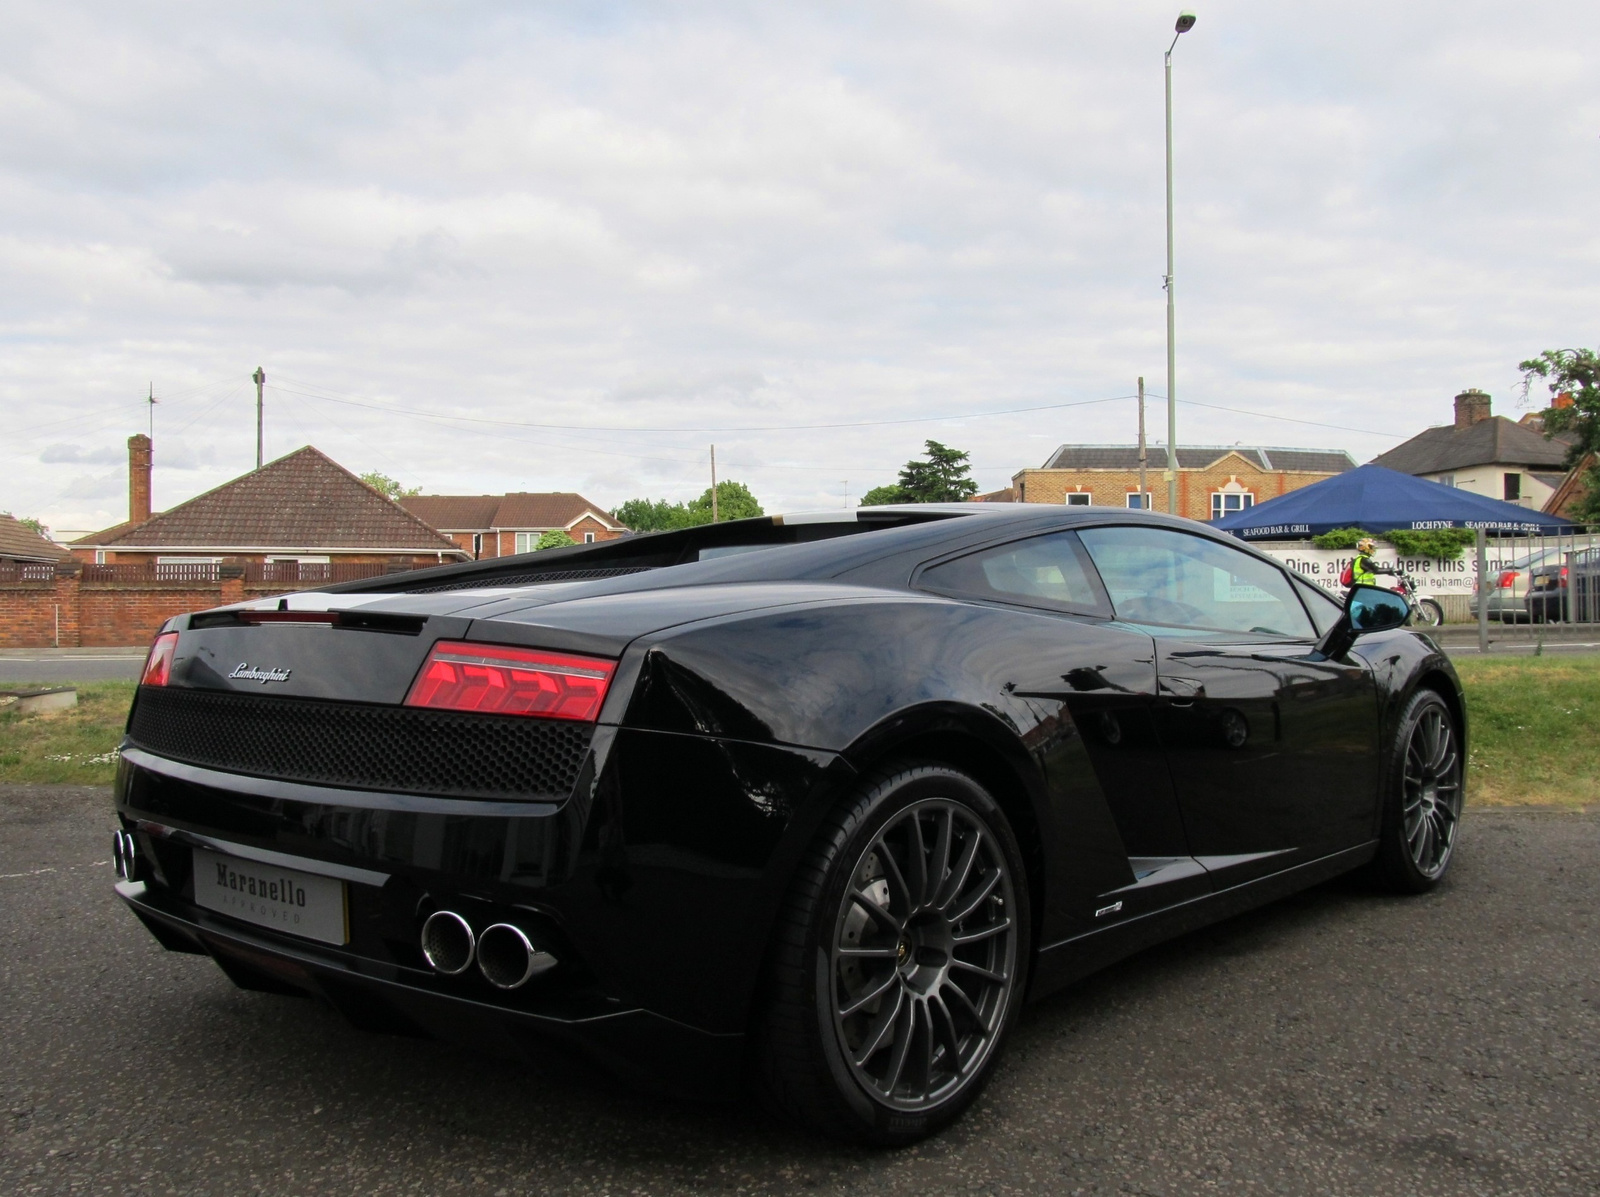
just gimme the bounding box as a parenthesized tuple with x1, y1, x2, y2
(1316, 584, 1412, 660)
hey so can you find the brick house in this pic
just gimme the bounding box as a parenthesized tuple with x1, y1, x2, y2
(1368, 389, 1574, 509)
(70, 437, 468, 578)
(1010, 445, 1355, 522)
(401, 493, 627, 559)
(0, 514, 69, 566)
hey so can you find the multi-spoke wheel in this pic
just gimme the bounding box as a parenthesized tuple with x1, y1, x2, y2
(1374, 689, 1463, 892)
(756, 764, 1028, 1144)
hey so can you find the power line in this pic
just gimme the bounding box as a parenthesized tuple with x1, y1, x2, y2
(267, 377, 1140, 433)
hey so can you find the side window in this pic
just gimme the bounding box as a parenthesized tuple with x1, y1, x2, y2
(919, 531, 1108, 615)
(1293, 577, 1343, 636)
(1076, 526, 1315, 639)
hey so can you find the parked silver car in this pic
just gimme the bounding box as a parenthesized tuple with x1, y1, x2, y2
(1472, 547, 1567, 622)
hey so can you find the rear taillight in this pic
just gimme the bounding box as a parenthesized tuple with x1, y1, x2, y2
(1560, 567, 1569, 585)
(405, 641, 615, 722)
(141, 632, 178, 686)
(1497, 571, 1518, 589)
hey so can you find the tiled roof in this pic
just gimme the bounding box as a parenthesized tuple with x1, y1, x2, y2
(0, 514, 68, 562)
(1368, 417, 1573, 475)
(1039, 445, 1355, 473)
(403, 491, 624, 532)
(400, 495, 504, 531)
(73, 447, 465, 553)
(1543, 455, 1594, 519)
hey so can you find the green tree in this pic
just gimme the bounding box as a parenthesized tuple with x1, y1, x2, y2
(360, 471, 421, 501)
(858, 484, 913, 507)
(860, 441, 977, 506)
(687, 480, 764, 522)
(3, 511, 49, 537)
(534, 530, 577, 551)
(1521, 348, 1600, 520)
(612, 480, 765, 531)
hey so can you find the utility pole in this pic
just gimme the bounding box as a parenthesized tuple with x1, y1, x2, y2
(252, 366, 266, 469)
(1137, 377, 1148, 509)
(710, 444, 718, 522)
(1164, 12, 1196, 516)
(146, 382, 158, 439)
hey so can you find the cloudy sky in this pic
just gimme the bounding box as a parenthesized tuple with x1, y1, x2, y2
(3, 0, 1596, 534)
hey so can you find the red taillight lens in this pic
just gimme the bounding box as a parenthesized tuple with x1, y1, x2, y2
(405, 641, 615, 722)
(1497, 571, 1517, 589)
(1560, 567, 1569, 584)
(141, 632, 178, 687)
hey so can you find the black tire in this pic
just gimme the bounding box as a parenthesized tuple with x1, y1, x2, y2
(1372, 689, 1463, 893)
(754, 763, 1030, 1145)
(1417, 599, 1444, 628)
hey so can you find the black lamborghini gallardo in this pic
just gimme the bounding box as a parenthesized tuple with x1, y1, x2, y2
(113, 504, 1463, 1143)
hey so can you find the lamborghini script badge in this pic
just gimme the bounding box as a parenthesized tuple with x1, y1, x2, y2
(229, 663, 292, 684)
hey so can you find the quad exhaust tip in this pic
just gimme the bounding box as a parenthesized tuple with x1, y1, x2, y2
(476, 923, 559, 990)
(420, 910, 476, 975)
(419, 912, 559, 988)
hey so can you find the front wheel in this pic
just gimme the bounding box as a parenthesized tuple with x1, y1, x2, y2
(754, 764, 1029, 1144)
(1373, 689, 1463, 893)
(1415, 599, 1444, 628)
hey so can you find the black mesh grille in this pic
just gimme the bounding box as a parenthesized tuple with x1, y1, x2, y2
(127, 686, 592, 801)
(410, 565, 655, 594)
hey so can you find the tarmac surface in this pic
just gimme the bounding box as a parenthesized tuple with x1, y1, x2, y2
(1, 785, 1595, 1195)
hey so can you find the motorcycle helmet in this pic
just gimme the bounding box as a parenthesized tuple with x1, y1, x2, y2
(1356, 537, 1377, 554)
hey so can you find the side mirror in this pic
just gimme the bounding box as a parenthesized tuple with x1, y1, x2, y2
(1316, 584, 1411, 659)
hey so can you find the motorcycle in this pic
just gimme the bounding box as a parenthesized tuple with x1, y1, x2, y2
(1345, 570, 1444, 628)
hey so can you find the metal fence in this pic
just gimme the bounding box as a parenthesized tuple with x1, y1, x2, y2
(1471, 526, 1600, 637)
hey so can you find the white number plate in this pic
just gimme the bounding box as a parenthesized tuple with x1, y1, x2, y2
(193, 849, 348, 945)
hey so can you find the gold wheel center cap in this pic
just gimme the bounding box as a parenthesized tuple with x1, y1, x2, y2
(896, 937, 909, 964)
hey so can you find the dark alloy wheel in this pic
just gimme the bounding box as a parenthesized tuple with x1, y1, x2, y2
(756, 764, 1029, 1144)
(1374, 689, 1463, 892)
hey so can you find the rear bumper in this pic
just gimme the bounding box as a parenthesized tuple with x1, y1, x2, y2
(114, 877, 743, 1098)
(113, 730, 843, 1095)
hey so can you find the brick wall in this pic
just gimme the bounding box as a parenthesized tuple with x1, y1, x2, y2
(5, 565, 246, 648)
(1013, 458, 1328, 522)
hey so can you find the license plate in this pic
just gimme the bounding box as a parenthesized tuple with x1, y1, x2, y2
(192, 849, 348, 945)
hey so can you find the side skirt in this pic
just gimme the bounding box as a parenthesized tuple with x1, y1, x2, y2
(1028, 840, 1378, 1001)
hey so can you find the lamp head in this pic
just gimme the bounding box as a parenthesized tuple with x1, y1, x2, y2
(1175, 12, 1197, 33)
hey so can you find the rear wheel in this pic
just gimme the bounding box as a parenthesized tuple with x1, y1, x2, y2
(755, 764, 1028, 1144)
(1373, 689, 1463, 892)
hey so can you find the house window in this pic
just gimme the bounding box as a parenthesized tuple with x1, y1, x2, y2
(1437, 474, 1456, 488)
(514, 532, 539, 554)
(94, 551, 106, 564)
(1125, 492, 1153, 509)
(583, 532, 596, 544)
(1503, 473, 1521, 502)
(471, 533, 482, 559)
(1065, 492, 1092, 506)
(1211, 491, 1254, 520)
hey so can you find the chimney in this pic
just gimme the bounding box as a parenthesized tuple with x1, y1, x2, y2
(128, 434, 152, 525)
(1454, 388, 1491, 429)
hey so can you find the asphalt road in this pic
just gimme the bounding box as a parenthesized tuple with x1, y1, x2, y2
(0, 653, 146, 684)
(1, 786, 1596, 1196)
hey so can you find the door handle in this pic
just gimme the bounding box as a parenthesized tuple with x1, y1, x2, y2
(1159, 676, 1205, 705)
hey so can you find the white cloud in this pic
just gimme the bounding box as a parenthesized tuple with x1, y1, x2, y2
(2, 0, 1597, 530)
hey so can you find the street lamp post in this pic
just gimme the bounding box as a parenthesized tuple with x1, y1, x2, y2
(1164, 11, 1196, 516)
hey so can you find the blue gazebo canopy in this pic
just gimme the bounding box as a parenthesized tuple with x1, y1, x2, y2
(1214, 464, 1577, 540)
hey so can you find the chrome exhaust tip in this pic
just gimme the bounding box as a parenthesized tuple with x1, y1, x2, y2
(112, 830, 138, 880)
(476, 923, 558, 990)
(420, 910, 476, 975)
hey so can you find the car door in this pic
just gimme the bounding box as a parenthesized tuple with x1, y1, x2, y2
(1075, 525, 1382, 890)
(916, 531, 1203, 913)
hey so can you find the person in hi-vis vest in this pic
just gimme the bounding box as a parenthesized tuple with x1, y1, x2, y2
(1349, 537, 1396, 588)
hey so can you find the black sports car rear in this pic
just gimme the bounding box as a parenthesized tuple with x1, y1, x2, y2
(112, 505, 1465, 1143)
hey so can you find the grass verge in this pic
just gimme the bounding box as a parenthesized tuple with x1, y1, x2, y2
(1453, 654, 1598, 809)
(0, 659, 1594, 807)
(0, 681, 135, 785)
